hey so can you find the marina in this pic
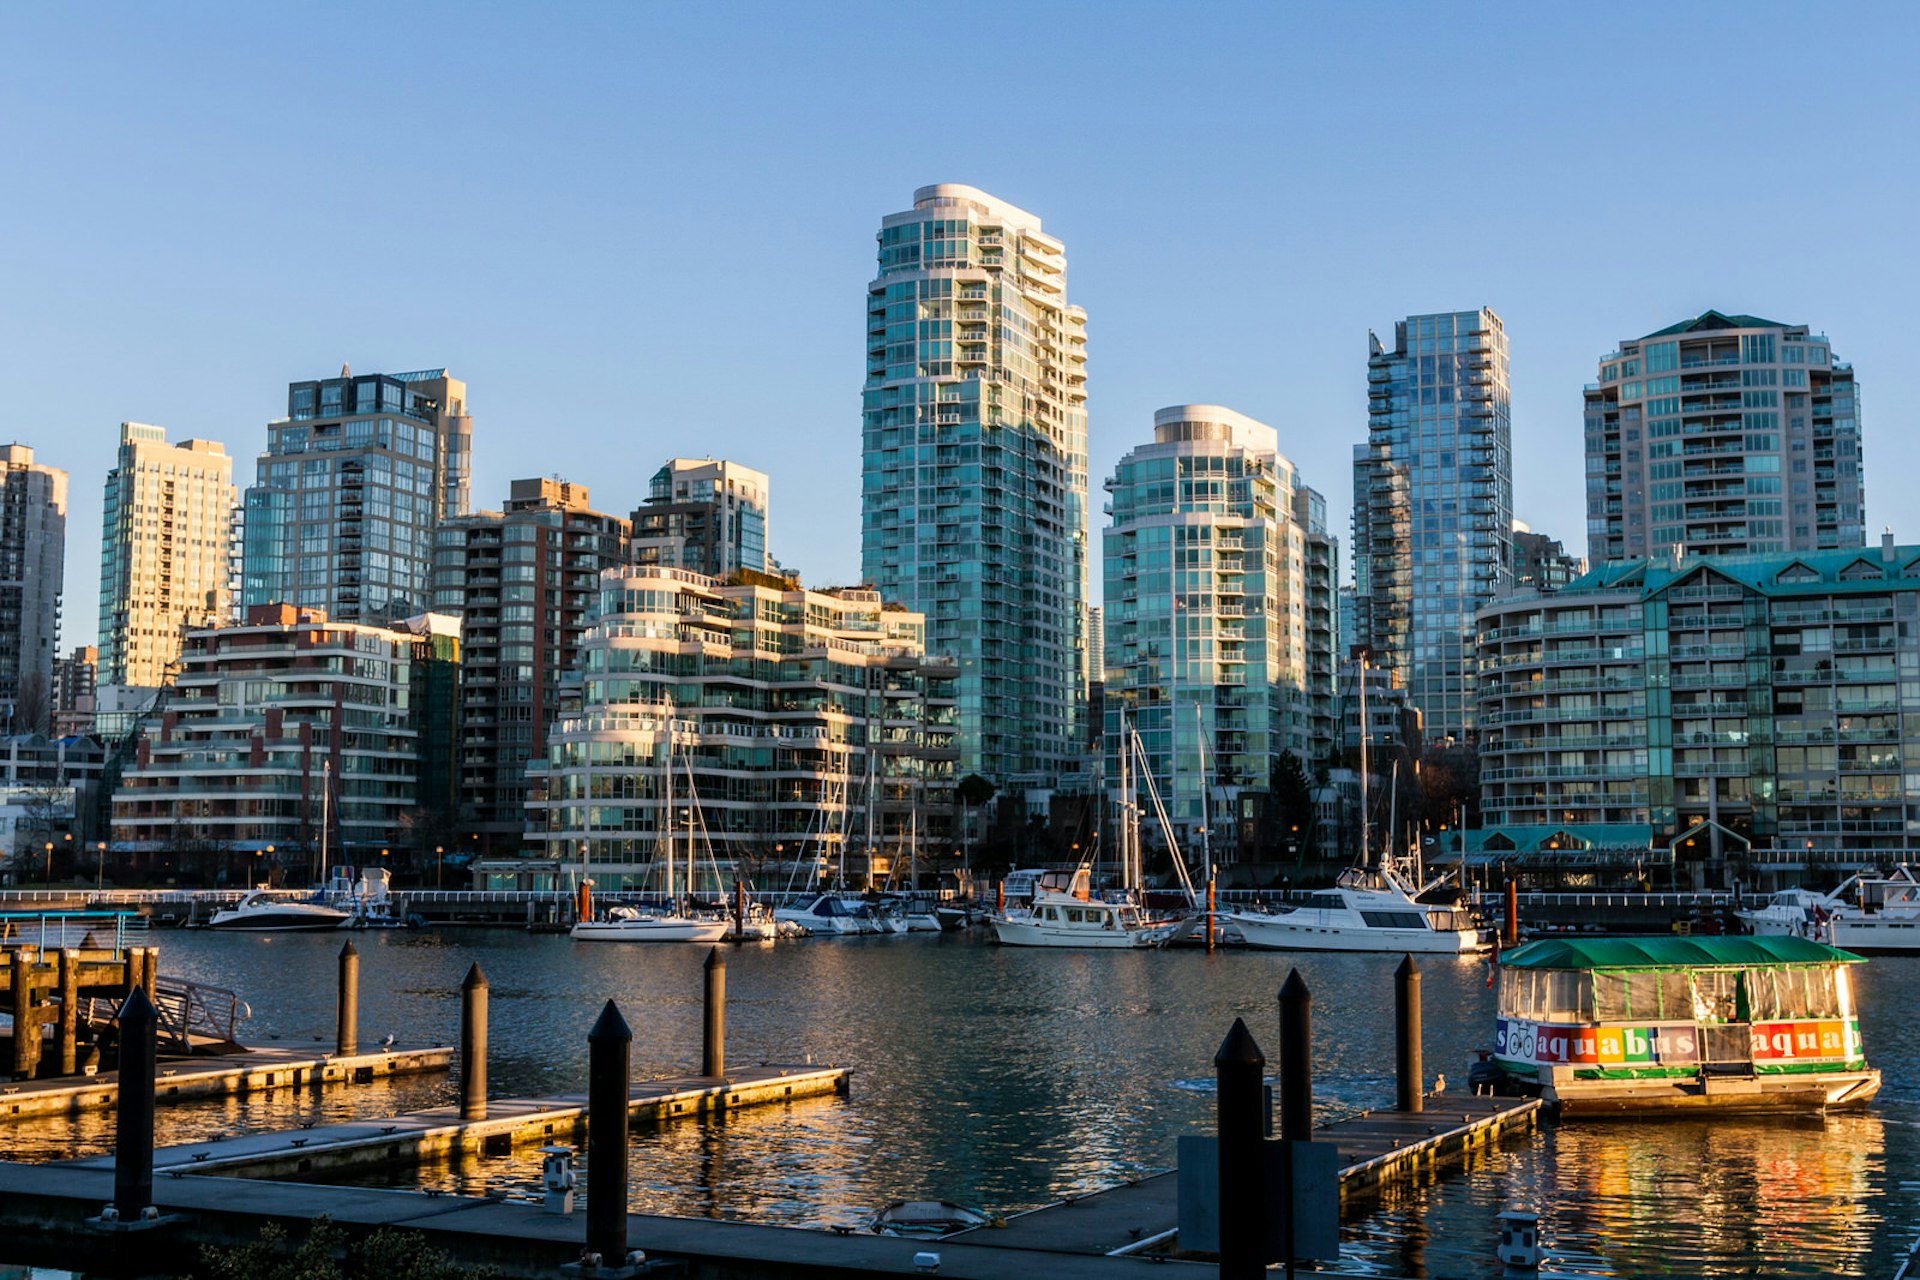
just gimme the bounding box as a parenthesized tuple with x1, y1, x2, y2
(3, 926, 1914, 1274)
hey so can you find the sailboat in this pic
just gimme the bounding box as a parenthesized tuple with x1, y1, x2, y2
(571, 709, 731, 944)
(991, 713, 1201, 948)
(1224, 659, 1485, 954)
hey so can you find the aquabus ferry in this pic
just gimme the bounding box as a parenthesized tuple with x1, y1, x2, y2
(1477, 935, 1880, 1115)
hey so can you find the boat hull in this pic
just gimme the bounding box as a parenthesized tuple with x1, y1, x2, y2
(990, 915, 1153, 948)
(571, 917, 731, 943)
(1827, 917, 1920, 953)
(207, 907, 348, 931)
(1230, 912, 1481, 954)
(1506, 1066, 1882, 1116)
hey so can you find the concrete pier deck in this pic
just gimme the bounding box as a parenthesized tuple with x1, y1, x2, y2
(954, 1094, 1543, 1256)
(61, 1062, 851, 1179)
(0, 1042, 453, 1122)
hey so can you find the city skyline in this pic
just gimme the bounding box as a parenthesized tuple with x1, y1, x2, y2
(6, 5, 1918, 646)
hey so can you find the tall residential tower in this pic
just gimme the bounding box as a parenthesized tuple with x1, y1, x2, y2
(1104, 406, 1331, 842)
(98, 423, 236, 689)
(1353, 309, 1512, 741)
(241, 368, 472, 624)
(630, 458, 770, 578)
(861, 184, 1089, 784)
(1584, 311, 1863, 561)
(0, 444, 67, 732)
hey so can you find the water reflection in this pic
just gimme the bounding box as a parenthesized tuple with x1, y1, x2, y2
(123, 931, 1919, 1273)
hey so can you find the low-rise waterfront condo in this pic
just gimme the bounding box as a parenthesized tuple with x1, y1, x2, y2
(526, 565, 958, 889)
(1477, 537, 1920, 885)
(1584, 311, 1863, 562)
(110, 604, 459, 879)
(861, 184, 1089, 787)
(98, 423, 236, 690)
(1353, 309, 1512, 742)
(431, 478, 631, 853)
(242, 368, 472, 625)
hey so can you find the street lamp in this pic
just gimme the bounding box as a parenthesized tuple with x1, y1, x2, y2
(436, 846, 445, 890)
(96, 841, 107, 894)
(45, 841, 54, 884)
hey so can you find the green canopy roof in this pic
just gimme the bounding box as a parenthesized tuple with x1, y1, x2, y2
(1501, 935, 1863, 970)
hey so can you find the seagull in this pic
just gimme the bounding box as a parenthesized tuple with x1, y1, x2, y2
(1431, 1073, 1447, 1097)
(379, 1034, 396, 1049)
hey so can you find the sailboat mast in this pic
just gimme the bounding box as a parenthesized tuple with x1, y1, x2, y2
(1358, 655, 1370, 868)
(664, 707, 675, 903)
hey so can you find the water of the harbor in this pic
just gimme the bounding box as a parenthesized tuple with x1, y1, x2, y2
(11, 929, 1917, 1277)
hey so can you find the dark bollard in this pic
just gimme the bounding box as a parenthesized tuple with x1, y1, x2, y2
(1215, 1018, 1267, 1280)
(703, 946, 726, 1079)
(336, 940, 359, 1057)
(113, 987, 158, 1222)
(1504, 880, 1519, 947)
(587, 999, 633, 1269)
(1395, 954, 1423, 1113)
(459, 962, 487, 1121)
(1278, 968, 1313, 1142)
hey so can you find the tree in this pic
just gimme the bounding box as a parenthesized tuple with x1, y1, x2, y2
(1267, 750, 1315, 863)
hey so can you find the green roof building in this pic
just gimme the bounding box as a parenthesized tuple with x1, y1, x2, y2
(1477, 541, 1920, 885)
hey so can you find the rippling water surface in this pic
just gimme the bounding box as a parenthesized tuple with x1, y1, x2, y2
(28, 929, 1917, 1276)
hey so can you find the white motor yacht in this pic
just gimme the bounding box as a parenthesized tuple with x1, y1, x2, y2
(773, 893, 881, 935)
(1735, 886, 1845, 938)
(1828, 866, 1920, 953)
(207, 889, 350, 932)
(1227, 865, 1485, 955)
(991, 892, 1166, 948)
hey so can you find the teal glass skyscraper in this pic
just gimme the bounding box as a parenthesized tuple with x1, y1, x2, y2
(861, 185, 1089, 784)
(1354, 309, 1511, 741)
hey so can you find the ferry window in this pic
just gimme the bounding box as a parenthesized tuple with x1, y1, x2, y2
(1750, 967, 1840, 1019)
(1659, 972, 1695, 1019)
(1693, 970, 1742, 1021)
(1536, 971, 1590, 1021)
(1593, 973, 1630, 1021)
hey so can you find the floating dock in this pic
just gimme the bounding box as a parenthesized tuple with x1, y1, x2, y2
(60, 1062, 850, 1179)
(0, 1042, 453, 1122)
(952, 1094, 1543, 1257)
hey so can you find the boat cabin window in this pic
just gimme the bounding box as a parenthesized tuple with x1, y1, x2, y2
(1499, 970, 1593, 1021)
(1042, 906, 1061, 922)
(1307, 893, 1344, 909)
(1359, 910, 1426, 930)
(1746, 966, 1842, 1019)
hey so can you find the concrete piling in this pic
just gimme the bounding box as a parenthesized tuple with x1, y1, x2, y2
(336, 941, 359, 1057)
(1395, 953, 1422, 1113)
(703, 946, 726, 1079)
(140, 947, 157, 1004)
(123, 946, 143, 1002)
(113, 987, 157, 1222)
(1278, 968, 1313, 1142)
(587, 999, 633, 1270)
(459, 962, 487, 1121)
(1215, 1017, 1268, 1280)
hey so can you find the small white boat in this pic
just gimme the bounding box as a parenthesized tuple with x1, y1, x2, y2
(991, 892, 1165, 948)
(572, 905, 731, 944)
(773, 892, 880, 935)
(1227, 864, 1485, 955)
(1828, 866, 1920, 953)
(208, 889, 350, 932)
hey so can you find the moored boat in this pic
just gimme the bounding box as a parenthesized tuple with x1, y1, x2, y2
(207, 889, 350, 932)
(1476, 934, 1880, 1115)
(1227, 863, 1485, 955)
(991, 891, 1165, 948)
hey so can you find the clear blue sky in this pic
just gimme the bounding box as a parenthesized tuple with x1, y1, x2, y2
(5, 2, 1917, 646)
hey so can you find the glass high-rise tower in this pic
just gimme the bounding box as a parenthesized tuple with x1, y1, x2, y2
(241, 368, 472, 625)
(1584, 311, 1863, 561)
(861, 184, 1089, 785)
(1353, 309, 1512, 742)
